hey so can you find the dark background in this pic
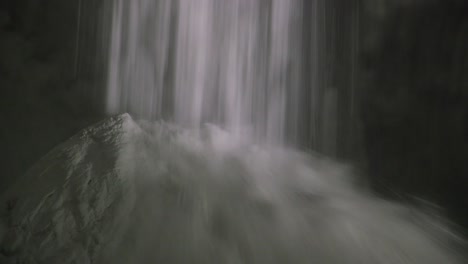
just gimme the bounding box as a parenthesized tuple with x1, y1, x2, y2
(359, 0, 468, 231)
(0, 0, 467, 232)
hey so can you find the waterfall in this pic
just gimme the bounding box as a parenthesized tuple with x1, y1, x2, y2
(106, 0, 307, 145)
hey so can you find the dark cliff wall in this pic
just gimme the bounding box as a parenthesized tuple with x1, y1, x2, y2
(0, 0, 105, 192)
(359, 0, 468, 228)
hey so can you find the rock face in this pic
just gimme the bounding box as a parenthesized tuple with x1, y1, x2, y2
(0, 114, 465, 263)
(0, 114, 134, 263)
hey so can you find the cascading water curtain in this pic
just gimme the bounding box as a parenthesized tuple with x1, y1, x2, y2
(105, 0, 359, 153)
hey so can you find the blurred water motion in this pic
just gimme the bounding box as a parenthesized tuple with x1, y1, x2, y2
(0, 0, 466, 262)
(99, 1, 467, 262)
(105, 0, 352, 150)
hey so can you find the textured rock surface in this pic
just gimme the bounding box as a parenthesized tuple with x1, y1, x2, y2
(0, 114, 134, 263)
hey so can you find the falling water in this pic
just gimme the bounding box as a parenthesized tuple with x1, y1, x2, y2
(106, 0, 306, 145)
(51, 2, 465, 263)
